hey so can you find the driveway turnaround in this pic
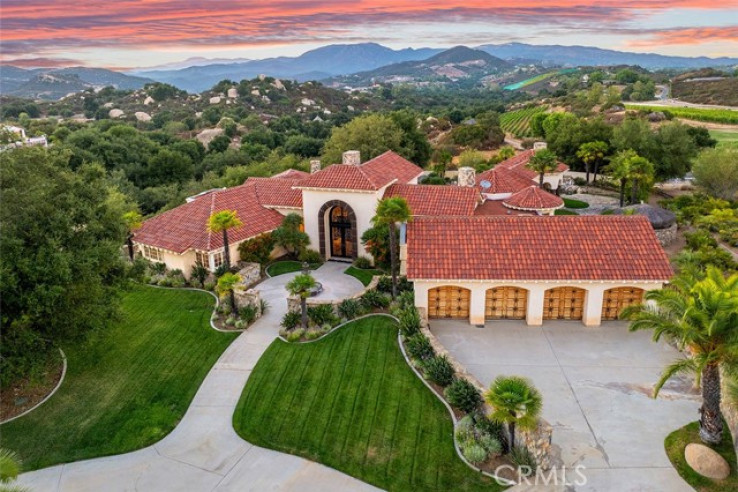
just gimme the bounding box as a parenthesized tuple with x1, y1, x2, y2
(19, 262, 377, 492)
(431, 320, 700, 492)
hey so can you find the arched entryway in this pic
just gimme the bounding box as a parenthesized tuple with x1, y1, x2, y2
(318, 200, 358, 260)
(601, 287, 645, 320)
(543, 286, 586, 320)
(428, 286, 470, 319)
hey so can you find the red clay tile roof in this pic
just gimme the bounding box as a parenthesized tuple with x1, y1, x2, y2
(477, 166, 535, 194)
(244, 177, 303, 208)
(503, 186, 564, 211)
(497, 149, 569, 180)
(272, 169, 310, 180)
(383, 184, 480, 216)
(406, 215, 673, 281)
(134, 184, 284, 253)
(297, 150, 423, 191)
(474, 200, 535, 216)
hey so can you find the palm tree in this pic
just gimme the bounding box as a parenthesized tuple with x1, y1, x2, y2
(286, 273, 317, 329)
(622, 267, 738, 445)
(484, 375, 543, 450)
(498, 146, 516, 160)
(207, 210, 242, 270)
(372, 197, 412, 299)
(217, 272, 241, 316)
(527, 149, 559, 189)
(576, 141, 608, 184)
(606, 150, 635, 207)
(0, 448, 28, 492)
(627, 155, 654, 205)
(122, 211, 143, 261)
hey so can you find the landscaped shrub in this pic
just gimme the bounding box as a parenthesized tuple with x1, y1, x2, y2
(353, 256, 372, 269)
(510, 445, 537, 472)
(305, 328, 324, 340)
(225, 316, 236, 327)
(337, 298, 362, 320)
(308, 304, 337, 327)
(479, 434, 503, 457)
(475, 416, 507, 450)
(281, 311, 301, 330)
(422, 355, 455, 386)
(361, 289, 390, 309)
(240, 305, 257, 325)
(234, 319, 246, 330)
(157, 277, 172, 287)
(214, 264, 229, 278)
(169, 276, 185, 288)
(460, 443, 488, 465)
(377, 275, 413, 294)
(286, 328, 305, 342)
(298, 249, 323, 265)
(204, 281, 216, 291)
(167, 268, 184, 278)
(405, 333, 435, 361)
(127, 257, 148, 282)
(398, 307, 421, 337)
(238, 232, 275, 266)
(397, 290, 415, 309)
(444, 378, 483, 414)
(260, 299, 269, 314)
(151, 262, 166, 275)
(685, 229, 718, 250)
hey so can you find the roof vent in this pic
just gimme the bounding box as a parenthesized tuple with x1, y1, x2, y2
(342, 150, 361, 165)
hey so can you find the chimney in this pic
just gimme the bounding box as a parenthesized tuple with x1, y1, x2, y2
(457, 166, 476, 187)
(533, 141, 548, 151)
(309, 159, 321, 174)
(342, 150, 361, 165)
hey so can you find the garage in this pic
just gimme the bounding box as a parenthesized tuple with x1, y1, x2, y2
(428, 286, 470, 319)
(601, 287, 645, 320)
(485, 287, 527, 320)
(543, 287, 586, 320)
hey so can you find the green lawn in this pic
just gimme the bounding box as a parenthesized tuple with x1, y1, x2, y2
(1, 286, 238, 470)
(233, 316, 502, 492)
(555, 209, 579, 215)
(267, 260, 321, 276)
(710, 130, 738, 150)
(344, 266, 382, 286)
(665, 421, 738, 491)
(562, 197, 590, 209)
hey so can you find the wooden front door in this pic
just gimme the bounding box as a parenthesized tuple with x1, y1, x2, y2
(601, 287, 644, 320)
(485, 287, 527, 319)
(428, 286, 470, 319)
(543, 287, 585, 320)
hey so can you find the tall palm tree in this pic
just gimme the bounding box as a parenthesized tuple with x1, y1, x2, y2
(207, 210, 242, 270)
(286, 273, 317, 329)
(606, 150, 635, 207)
(372, 197, 412, 299)
(498, 146, 516, 160)
(217, 272, 241, 316)
(122, 211, 143, 262)
(527, 149, 559, 189)
(576, 141, 608, 184)
(484, 375, 543, 450)
(622, 267, 738, 445)
(627, 155, 654, 205)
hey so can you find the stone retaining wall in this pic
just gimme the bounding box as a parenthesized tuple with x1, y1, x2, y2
(654, 223, 678, 247)
(418, 307, 556, 470)
(234, 288, 263, 319)
(237, 262, 262, 288)
(287, 276, 381, 315)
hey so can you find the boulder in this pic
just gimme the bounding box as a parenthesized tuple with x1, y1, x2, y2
(108, 109, 124, 118)
(227, 87, 238, 98)
(272, 79, 285, 90)
(143, 96, 155, 105)
(102, 102, 114, 109)
(209, 96, 221, 105)
(684, 443, 730, 480)
(134, 111, 152, 122)
(648, 111, 666, 122)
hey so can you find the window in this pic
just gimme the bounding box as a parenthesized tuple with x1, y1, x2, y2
(212, 251, 224, 269)
(143, 245, 162, 261)
(195, 251, 208, 267)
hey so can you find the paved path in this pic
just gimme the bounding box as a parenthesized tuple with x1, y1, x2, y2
(19, 262, 376, 492)
(432, 320, 699, 492)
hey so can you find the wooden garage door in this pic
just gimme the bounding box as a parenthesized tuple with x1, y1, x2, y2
(543, 287, 585, 320)
(485, 287, 528, 319)
(601, 287, 644, 320)
(428, 286, 470, 319)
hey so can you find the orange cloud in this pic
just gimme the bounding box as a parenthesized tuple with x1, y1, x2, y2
(628, 26, 738, 46)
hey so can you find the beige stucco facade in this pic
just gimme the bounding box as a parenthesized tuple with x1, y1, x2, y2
(413, 279, 665, 327)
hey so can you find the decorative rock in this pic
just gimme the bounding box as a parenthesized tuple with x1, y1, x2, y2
(134, 111, 151, 122)
(108, 109, 124, 118)
(227, 87, 238, 98)
(143, 96, 155, 105)
(685, 443, 730, 480)
(209, 96, 221, 105)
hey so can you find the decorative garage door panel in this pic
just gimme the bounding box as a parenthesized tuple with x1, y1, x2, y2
(485, 287, 528, 319)
(601, 287, 644, 320)
(428, 286, 470, 319)
(543, 287, 585, 320)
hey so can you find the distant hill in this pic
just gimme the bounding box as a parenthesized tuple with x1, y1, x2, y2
(131, 43, 443, 92)
(0, 66, 152, 100)
(671, 69, 738, 107)
(337, 46, 511, 86)
(477, 43, 738, 69)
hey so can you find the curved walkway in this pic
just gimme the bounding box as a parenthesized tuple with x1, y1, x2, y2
(19, 262, 376, 492)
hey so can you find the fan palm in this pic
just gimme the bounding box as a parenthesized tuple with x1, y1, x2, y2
(286, 273, 317, 329)
(606, 150, 635, 207)
(527, 149, 559, 189)
(484, 375, 543, 450)
(576, 141, 608, 184)
(622, 267, 738, 445)
(372, 197, 412, 299)
(217, 272, 241, 316)
(627, 155, 654, 205)
(0, 448, 29, 492)
(207, 210, 242, 270)
(122, 211, 143, 261)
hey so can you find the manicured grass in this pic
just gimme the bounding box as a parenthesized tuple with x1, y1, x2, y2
(555, 209, 579, 215)
(267, 260, 320, 276)
(344, 266, 382, 286)
(711, 130, 738, 150)
(664, 421, 738, 491)
(233, 316, 502, 491)
(562, 197, 590, 209)
(1, 286, 238, 470)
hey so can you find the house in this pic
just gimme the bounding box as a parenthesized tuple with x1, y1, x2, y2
(133, 148, 672, 325)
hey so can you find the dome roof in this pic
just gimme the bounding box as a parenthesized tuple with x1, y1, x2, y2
(503, 186, 564, 211)
(614, 204, 676, 230)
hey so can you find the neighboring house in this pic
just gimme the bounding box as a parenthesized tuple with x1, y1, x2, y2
(133, 148, 672, 325)
(0, 125, 48, 151)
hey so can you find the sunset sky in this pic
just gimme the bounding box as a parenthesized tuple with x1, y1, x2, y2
(2, 0, 737, 69)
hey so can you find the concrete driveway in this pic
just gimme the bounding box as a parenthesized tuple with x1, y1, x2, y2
(431, 320, 700, 492)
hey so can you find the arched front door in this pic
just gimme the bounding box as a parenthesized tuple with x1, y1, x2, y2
(318, 200, 358, 260)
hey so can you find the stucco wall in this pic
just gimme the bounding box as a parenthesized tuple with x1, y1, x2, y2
(413, 280, 664, 326)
